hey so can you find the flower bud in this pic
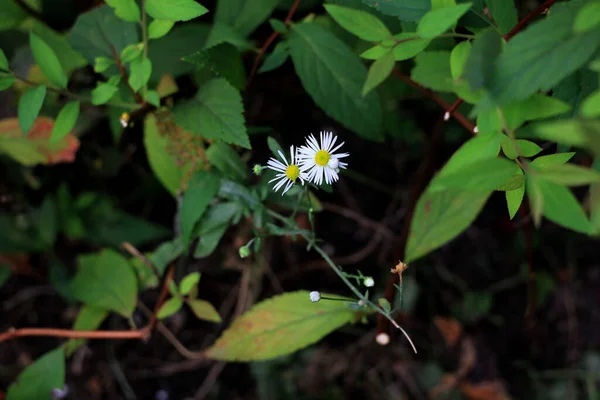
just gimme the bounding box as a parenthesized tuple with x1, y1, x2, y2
(363, 277, 375, 287)
(238, 246, 250, 258)
(253, 164, 262, 175)
(309, 291, 321, 302)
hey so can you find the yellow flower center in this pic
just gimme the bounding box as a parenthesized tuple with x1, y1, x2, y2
(285, 165, 300, 181)
(314, 150, 330, 166)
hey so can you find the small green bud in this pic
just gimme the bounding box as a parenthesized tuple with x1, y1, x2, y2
(238, 246, 251, 258)
(253, 164, 262, 175)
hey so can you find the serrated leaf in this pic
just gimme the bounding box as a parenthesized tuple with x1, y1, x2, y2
(18, 85, 46, 135)
(6, 347, 65, 400)
(188, 298, 222, 322)
(411, 51, 453, 92)
(288, 22, 383, 141)
(361, 33, 431, 61)
(216, 0, 279, 36)
(146, 0, 208, 21)
(259, 41, 289, 73)
(417, 3, 471, 38)
(174, 78, 250, 148)
(406, 188, 491, 262)
(105, 0, 141, 22)
(362, 0, 431, 22)
(325, 4, 392, 41)
(51, 101, 79, 144)
(129, 57, 152, 91)
(484, 0, 517, 34)
(182, 43, 246, 90)
(91, 82, 119, 105)
(206, 141, 249, 182)
(69, 249, 138, 317)
(204, 291, 355, 361)
(0, 48, 8, 71)
(362, 51, 394, 96)
(180, 171, 221, 245)
(149, 19, 175, 39)
(532, 163, 600, 186)
(581, 90, 600, 117)
(157, 296, 184, 319)
(506, 167, 524, 219)
(574, 1, 600, 33)
(430, 157, 517, 192)
(461, 29, 502, 92)
(179, 272, 201, 295)
(65, 306, 108, 355)
(30, 33, 68, 88)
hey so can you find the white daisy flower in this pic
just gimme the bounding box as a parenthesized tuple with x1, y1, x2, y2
(297, 131, 349, 185)
(266, 145, 305, 195)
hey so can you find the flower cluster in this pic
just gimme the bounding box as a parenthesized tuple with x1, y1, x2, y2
(266, 131, 349, 195)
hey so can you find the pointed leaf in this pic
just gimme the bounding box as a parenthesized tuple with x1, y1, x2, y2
(0, 48, 9, 71)
(259, 41, 289, 73)
(532, 163, 600, 186)
(91, 83, 119, 105)
(324, 4, 392, 41)
(430, 157, 517, 192)
(6, 347, 65, 400)
(461, 29, 502, 92)
(105, 0, 141, 22)
(361, 33, 431, 61)
(30, 33, 68, 88)
(531, 152, 575, 168)
(51, 101, 80, 144)
(65, 306, 108, 355)
(0, 75, 16, 91)
(188, 298, 222, 322)
(149, 19, 175, 39)
(581, 90, 600, 117)
(18, 85, 46, 135)
(157, 296, 184, 319)
(179, 272, 201, 295)
(439, 132, 501, 176)
(362, 0, 431, 22)
(506, 167, 524, 219)
(206, 141, 249, 182)
(216, 0, 280, 36)
(204, 291, 355, 361)
(417, 3, 472, 38)
(180, 171, 221, 245)
(362, 51, 394, 96)
(128, 57, 152, 91)
(146, 0, 208, 21)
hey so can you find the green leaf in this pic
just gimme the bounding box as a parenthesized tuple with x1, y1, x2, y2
(18, 85, 46, 135)
(431, 157, 517, 192)
(506, 167, 524, 219)
(50, 101, 79, 144)
(206, 141, 249, 182)
(259, 41, 289, 73)
(440, 133, 501, 176)
(70, 249, 138, 317)
(128, 57, 152, 92)
(120, 43, 144, 63)
(6, 347, 65, 400)
(182, 43, 247, 90)
(30, 33, 68, 88)
(461, 29, 502, 92)
(0, 75, 16, 91)
(484, 0, 517, 34)
(590, 183, 600, 235)
(149, 19, 175, 39)
(205, 291, 355, 361)
(485, 2, 600, 107)
(105, 0, 141, 22)
(288, 22, 383, 141)
(149, 238, 185, 274)
(528, 119, 600, 156)
(527, 176, 591, 234)
(574, 1, 600, 33)
(179, 272, 201, 296)
(144, 90, 160, 107)
(361, 33, 431, 61)
(378, 298, 391, 313)
(188, 298, 222, 322)
(180, 171, 221, 245)
(94, 56, 114, 73)
(174, 78, 250, 148)
(362, 0, 431, 22)
(0, 48, 9, 71)
(417, 3, 471, 38)
(532, 163, 600, 186)
(581, 90, 600, 117)
(406, 188, 491, 262)
(157, 296, 184, 319)
(91, 82, 119, 105)
(215, 0, 278, 36)
(194, 202, 240, 257)
(411, 51, 453, 92)
(65, 306, 108, 355)
(531, 152, 576, 168)
(362, 51, 394, 96)
(450, 40, 471, 79)
(324, 4, 392, 41)
(501, 135, 542, 160)
(146, 0, 208, 21)
(503, 94, 571, 130)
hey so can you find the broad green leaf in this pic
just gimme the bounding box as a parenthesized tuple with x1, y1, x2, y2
(145, 90, 160, 107)
(206, 141, 249, 182)
(6, 347, 65, 400)
(205, 21, 255, 51)
(94, 56, 114, 73)
(194, 202, 240, 257)
(506, 167, 524, 219)
(91, 83, 119, 105)
(440, 133, 501, 176)
(158, 296, 184, 318)
(552, 65, 597, 117)
(205, 291, 355, 361)
(324, 4, 392, 41)
(484, 0, 517, 34)
(527, 176, 591, 234)
(105, 0, 141, 22)
(146, 0, 209, 21)
(531, 152, 576, 168)
(500, 135, 542, 159)
(149, 19, 175, 39)
(215, 0, 278, 36)
(430, 157, 516, 192)
(450, 40, 470, 79)
(528, 119, 600, 156)
(0, 49, 8, 71)
(362, 0, 431, 22)
(65, 306, 108, 355)
(288, 22, 383, 140)
(0, 75, 16, 91)
(360, 33, 431, 61)
(590, 183, 600, 235)
(503, 94, 571, 130)
(574, 1, 600, 33)
(149, 237, 185, 274)
(406, 188, 491, 262)
(411, 51, 453, 92)
(581, 90, 600, 117)
(121, 43, 144, 63)
(461, 29, 502, 92)
(531, 163, 600, 186)
(362, 51, 394, 96)
(18, 85, 46, 135)
(180, 272, 201, 295)
(417, 3, 471, 38)
(129, 57, 152, 91)
(70, 249, 138, 317)
(180, 171, 221, 245)
(51, 101, 79, 144)
(188, 298, 222, 322)
(174, 78, 250, 148)
(259, 41, 289, 73)
(485, 1, 600, 107)
(182, 43, 246, 90)
(30, 33, 68, 88)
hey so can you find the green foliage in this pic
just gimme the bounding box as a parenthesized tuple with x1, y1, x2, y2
(416, 3, 471, 38)
(362, 51, 394, 96)
(65, 306, 108, 355)
(105, 0, 141, 22)
(361, 33, 431, 61)
(179, 272, 201, 295)
(6, 347, 65, 400)
(259, 41, 289, 73)
(484, 0, 517, 34)
(128, 57, 152, 91)
(206, 141, 250, 182)
(179, 171, 221, 245)
(18, 85, 46, 135)
(145, 0, 209, 21)
(30, 33, 68, 88)
(158, 296, 184, 318)
(325, 4, 392, 41)
(51, 101, 80, 143)
(411, 51, 453, 92)
(362, 0, 431, 22)
(205, 291, 356, 361)
(148, 19, 175, 39)
(182, 43, 247, 90)
(216, 0, 279, 36)
(189, 299, 222, 322)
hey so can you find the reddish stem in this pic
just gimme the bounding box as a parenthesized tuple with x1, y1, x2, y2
(504, 0, 559, 40)
(110, 45, 145, 104)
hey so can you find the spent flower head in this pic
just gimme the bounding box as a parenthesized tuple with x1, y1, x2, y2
(297, 131, 348, 185)
(266, 145, 306, 195)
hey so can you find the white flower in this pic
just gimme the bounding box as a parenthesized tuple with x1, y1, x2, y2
(266, 145, 306, 195)
(363, 277, 375, 287)
(309, 291, 321, 302)
(297, 131, 349, 185)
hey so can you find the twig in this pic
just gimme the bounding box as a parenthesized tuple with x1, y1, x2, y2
(246, 0, 302, 87)
(110, 44, 145, 104)
(122, 242, 162, 282)
(504, 0, 558, 40)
